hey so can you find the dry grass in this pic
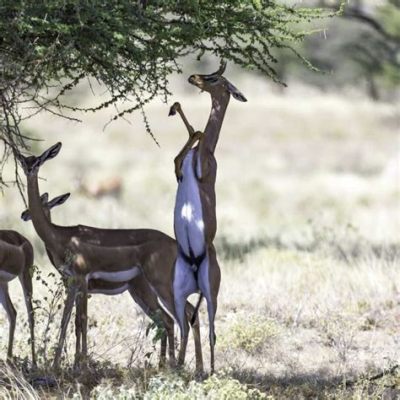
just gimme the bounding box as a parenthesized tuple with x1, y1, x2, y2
(0, 73, 399, 398)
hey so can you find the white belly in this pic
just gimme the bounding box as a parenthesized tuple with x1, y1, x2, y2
(89, 284, 130, 296)
(174, 149, 206, 259)
(88, 266, 141, 282)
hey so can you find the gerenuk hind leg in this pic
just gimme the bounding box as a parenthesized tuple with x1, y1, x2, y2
(185, 300, 204, 374)
(53, 282, 79, 368)
(128, 284, 175, 368)
(0, 282, 17, 363)
(173, 254, 197, 366)
(197, 246, 221, 374)
(74, 298, 82, 368)
(19, 268, 36, 365)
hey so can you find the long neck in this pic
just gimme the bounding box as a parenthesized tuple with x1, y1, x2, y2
(27, 173, 59, 247)
(203, 91, 230, 153)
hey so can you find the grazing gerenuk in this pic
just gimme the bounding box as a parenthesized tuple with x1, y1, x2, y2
(169, 61, 247, 373)
(0, 230, 35, 365)
(21, 192, 202, 370)
(17, 144, 203, 372)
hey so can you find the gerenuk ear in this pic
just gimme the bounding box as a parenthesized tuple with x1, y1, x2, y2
(20, 209, 32, 222)
(40, 192, 49, 204)
(48, 192, 71, 209)
(226, 81, 247, 102)
(35, 142, 62, 168)
(21, 192, 50, 221)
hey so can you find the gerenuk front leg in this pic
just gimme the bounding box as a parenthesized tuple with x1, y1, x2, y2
(174, 131, 204, 181)
(169, 102, 195, 137)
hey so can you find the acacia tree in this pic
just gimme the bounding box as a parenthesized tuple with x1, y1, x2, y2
(0, 0, 331, 188)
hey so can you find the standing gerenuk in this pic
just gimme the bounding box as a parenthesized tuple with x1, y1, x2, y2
(170, 62, 247, 373)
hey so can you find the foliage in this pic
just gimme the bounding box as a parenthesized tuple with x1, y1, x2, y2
(143, 371, 267, 399)
(32, 269, 65, 366)
(378, 0, 400, 87)
(78, 383, 139, 400)
(145, 310, 165, 345)
(0, 0, 330, 184)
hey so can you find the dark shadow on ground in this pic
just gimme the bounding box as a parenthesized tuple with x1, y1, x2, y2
(216, 235, 400, 264)
(227, 364, 400, 398)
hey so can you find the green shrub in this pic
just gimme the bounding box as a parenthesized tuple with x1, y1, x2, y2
(81, 384, 139, 400)
(84, 372, 267, 399)
(202, 373, 267, 400)
(144, 372, 266, 400)
(220, 316, 280, 354)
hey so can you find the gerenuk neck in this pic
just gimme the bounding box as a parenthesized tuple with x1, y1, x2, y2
(204, 91, 230, 154)
(27, 173, 59, 248)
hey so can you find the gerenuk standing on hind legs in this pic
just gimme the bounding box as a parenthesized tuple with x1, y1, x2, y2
(169, 61, 247, 374)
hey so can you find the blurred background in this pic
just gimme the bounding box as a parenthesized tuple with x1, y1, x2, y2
(0, 0, 399, 393)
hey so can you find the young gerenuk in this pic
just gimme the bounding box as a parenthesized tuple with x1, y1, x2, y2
(17, 144, 203, 372)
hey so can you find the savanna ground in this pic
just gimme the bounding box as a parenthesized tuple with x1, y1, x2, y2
(0, 72, 399, 398)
